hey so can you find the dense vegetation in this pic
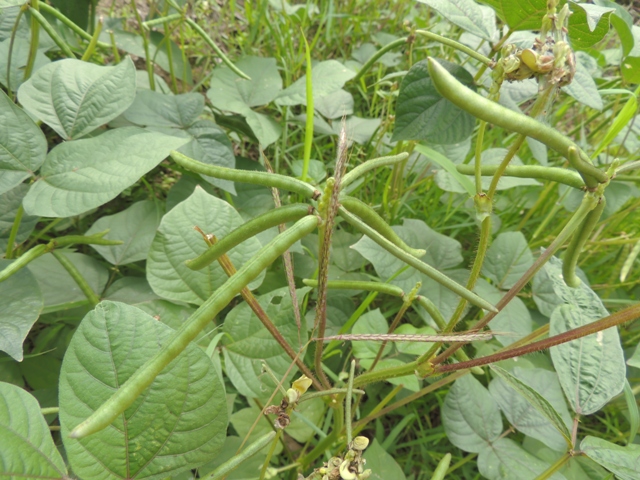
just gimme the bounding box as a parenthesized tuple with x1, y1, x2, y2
(0, 0, 639, 479)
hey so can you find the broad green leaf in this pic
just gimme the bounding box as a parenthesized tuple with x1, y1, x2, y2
(0, 259, 43, 361)
(0, 184, 39, 252)
(223, 287, 308, 401)
(482, 231, 534, 290)
(478, 0, 546, 31)
(0, 381, 67, 478)
(394, 324, 437, 356)
(178, 120, 236, 194)
(475, 281, 532, 346)
(314, 89, 354, 119)
(392, 59, 477, 145)
(18, 57, 136, 140)
(287, 398, 325, 443)
(418, 0, 496, 41)
(567, 3, 614, 50)
(562, 55, 603, 110)
(442, 374, 503, 453)
(123, 90, 204, 128)
(28, 252, 109, 312)
(351, 309, 392, 360)
(361, 357, 421, 392)
(478, 438, 565, 480)
(550, 304, 625, 415)
(594, 1, 635, 57)
(627, 342, 640, 369)
(363, 439, 407, 480)
(581, 436, 640, 480)
(103, 277, 160, 305)
(147, 187, 264, 304)
(276, 60, 355, 106)
(330, 230, 367, 272)
(85, 200, 163, 265)
(0, 89, 46, 194)
(60, 301, 227, 479)
(489, 366, 572, 451)
(197, 436, 266, 479)
(243, 109, 282, 146)
(23, 127, 188, 217)
(415, 144, 475, 196)
(0, 35, 50, 90)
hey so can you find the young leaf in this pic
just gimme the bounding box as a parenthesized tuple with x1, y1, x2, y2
(489, 366, 572, 451)
(581, 436, 640, 480)
(59, 301, 228, 479)
(442, 374, 503, 453)
(18, 57, 137, 140)
(0, 381, 68, 478)
(0, 259, 43, 361)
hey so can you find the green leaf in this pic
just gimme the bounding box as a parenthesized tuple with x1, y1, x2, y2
(59, 301, 228, 479)
(489, 366, 572, 451)
(0, 259, 43, 361)
(0, 381, 67, 478)
(415, 144, 475, 196)
(0, 184, 39, 252)
(363, 439, 407, 480)
(0, 35, 50, 91)
(594, 1, 634, 57)
(197, 436, 266, 479)
(478, 0, 546, 31)
(18, 57, 136, 140)
(27, 252, 108, 312)
(478, 438, 564, 480)
(418, 0, 496, 41)
(475, 281, 532, 346)
(222, 287, 308, 401)
(333, 115, 382, 145)
(442, 374, 503, 453)
(178, 120, 236, 195)
(623, 379, 639, 445)
(550, 304, 625, 415)
(568, 3, 614, 50)
(627, 342, 640, 369)
(23, 127, 188, 218)
(351, 309, 392, 360)
(561, 56, 603, 110)
(0, 89, 46, 194)
(123, 90, 204, 129)
(103, 277, 160, 305)
(276, 60, 356, 106)
(482, 231, 534, 290)
(314, 89, 354, 119)
(394, 324, 437, 356)
(330, 230, 366, 272)
(243, 109, 282, 146)
(581, 436, 640, 480)
(85, 200, 163, 266)
(392, 59, 477, 145)
(147, 187, 264, 305)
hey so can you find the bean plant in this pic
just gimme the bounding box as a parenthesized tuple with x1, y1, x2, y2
(0, 0, 639, 479)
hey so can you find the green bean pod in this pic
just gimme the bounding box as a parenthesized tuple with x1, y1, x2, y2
(455, 164, 585, 189)
(341, 152, 409, 188)
(338, 207, 497, 313)
(562, 195, 605, 288)
(69, 215, 319, 439)
(303, 279, 404, 297)
(0, 244, 47, 283)
(427, 58, 605, 183)
(340, 196, 426, 258)
(430, 453, 452, 480)
(171, 151, 319, 199)
(186, 204, 312, 270)
(203, 432, 276, 480)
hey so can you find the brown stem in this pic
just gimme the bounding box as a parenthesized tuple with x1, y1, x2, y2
(435, 303, 640, 374)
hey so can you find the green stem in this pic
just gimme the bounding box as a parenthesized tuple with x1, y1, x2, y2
(37, 3, 110, 48)
(259, 430, 282, 480)
(416, 30, 493, 66)
(301, 30, 313, 183)
(204, 432, 276, 480)
(456, 164, 585, 189)
(132, 1, 154, 90)
(345, 360, 355, 444)
(487, 136, 527, 199)
(70, 216, 318, 438)
(29, 8, 75, 58)
(40, 407, 59, 415)
(300, 387, 365, 403)
(352, 37, 408, 83)
(474, 121, 487, 193)
(302, 279, 404, 297)
(80, 16, 102, 61)
(341, 152, 409, 188)
(5, 205, 24, 259)
(0, 244, 48, 282)
(300, 402, 343, 469)
(51, 250, 100, 306)
(24, 0, 40, 81)
(142, 13, 183, 29)
(534, 453, 570, 480)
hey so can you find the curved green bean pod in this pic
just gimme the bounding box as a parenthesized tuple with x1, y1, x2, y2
(186, 204, 312, 270)
(340, 196, 426, 258)
(69, 215, 319, 439)
(28, 8, 75, 59)
(341, 152, 409, 188)
(338, 207, 497, 313)
(567, 146, 609, 188)
(455, 164, 585, 189)
(203, 432, 276, 480)
(171, 151, 319, 199)
(0, 244, 47, 283)
(302, 279, 404, 297)
(430, 453, 452, 480)
(427, 58, 605, 183)
(562, 196, 605, 288)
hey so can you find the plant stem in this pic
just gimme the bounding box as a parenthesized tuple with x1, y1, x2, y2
(457, 164, 585, 189)
(352, 37, 409, 83)
(416, 30, 493, 67)
(29, 8, 75, 58)
(535, 453, 570, 480)
(300, 30, 313, 183)
(38, 3, 111, 49)
(5, 205, 23, 259)
(51, 250, 100, 306)
(24, 0, 40, 81)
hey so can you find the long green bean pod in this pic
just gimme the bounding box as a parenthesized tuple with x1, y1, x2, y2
(186, 204, 312, 270)
(340, 196, 426, 258)
(302, 279, 404, 297)
(562, 196, 605, 288)
(341, 152, 409, 188)
(203, 432, 276, 480)
(0, 244, 47, 282)
(430, 453, 452, 480)
(171, 151, 319, 199)
(455, 164, 585, 189)
(28, 8, 75, 58)
(338, 207, 497, 313)
(427, 58, 605, 183)
(69, 215, 319, 439)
